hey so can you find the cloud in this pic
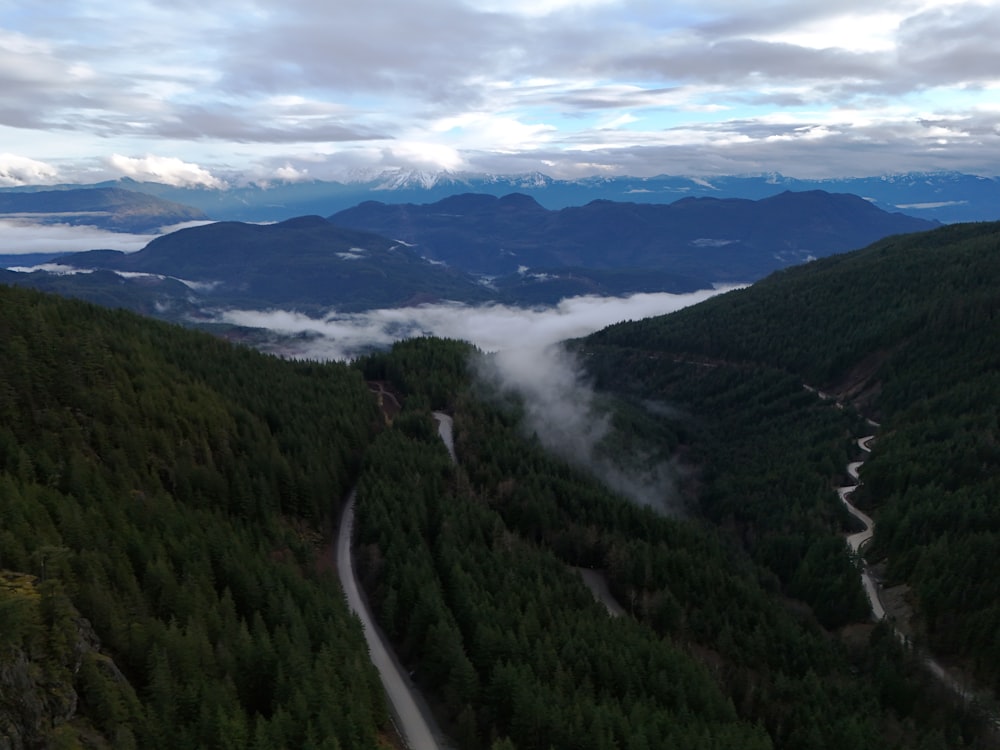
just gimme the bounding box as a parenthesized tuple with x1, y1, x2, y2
(215, 286, 726, 511)
(107, 154, 226, 188)
(476, 340, 685, 513)
(895, 200, 968, 210)
(0, 219, 156, 256)
(3, 1, 1000, 182)
(216, 287, 738, 360)
(0, 153, 60, 186)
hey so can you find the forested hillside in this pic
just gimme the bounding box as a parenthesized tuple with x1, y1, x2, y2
(584, 222, 1000, 695)
(3, 219, 998, 749)
(354, 338, 994, 749)
(0, 285, 387, 748)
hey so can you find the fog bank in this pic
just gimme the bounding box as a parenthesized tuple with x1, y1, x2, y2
(477, 342, 685, 514)
(220, 288, 734, 513)
(219, 286, 740, 360)
(0, 218, 215, 257)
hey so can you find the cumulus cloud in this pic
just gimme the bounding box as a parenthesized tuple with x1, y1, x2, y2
(271, 164, 311, 182)
(0, 154, 60, 186)
(107, 154, 226, 188)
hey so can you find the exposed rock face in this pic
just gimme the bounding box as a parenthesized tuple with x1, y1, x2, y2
(0, 572, 124, 749)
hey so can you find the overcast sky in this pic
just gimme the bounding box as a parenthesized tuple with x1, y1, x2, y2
(2, 0, 999, 187)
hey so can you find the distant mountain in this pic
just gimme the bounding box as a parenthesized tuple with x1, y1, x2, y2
(55, 215, 492, 313)
(3, 170, 998, 224)
(0, 186, 208, 232)
(330, 190, 938, 278)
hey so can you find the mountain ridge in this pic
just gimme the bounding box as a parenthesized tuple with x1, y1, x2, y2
(330, 189, 937, 277)
(3, 169, 998, 223)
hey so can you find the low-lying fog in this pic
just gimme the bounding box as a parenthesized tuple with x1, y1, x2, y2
(0, 218, 213, 257)
(220, 287, 739, 361)
(222, 287, 740, 516)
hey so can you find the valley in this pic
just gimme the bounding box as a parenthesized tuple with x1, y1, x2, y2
(839, 429, 999, 731)
(0, 206, 998, 749)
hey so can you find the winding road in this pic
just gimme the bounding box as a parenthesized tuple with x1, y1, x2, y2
(336, 493, 445, 750)
(331, 411, 462, 749)
(837, 425, 1000, 729)
(837, 433, 886, 621)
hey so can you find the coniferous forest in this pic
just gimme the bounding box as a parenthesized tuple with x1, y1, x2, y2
(2, 220, 999, 749)
(584, 221, 1000, 694)
(0, 285, 386, 749)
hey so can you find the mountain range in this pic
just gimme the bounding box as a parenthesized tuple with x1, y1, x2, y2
(330, 189, 936, 277)
(2, 169, 997, 224)
(3, 189, 936, 319)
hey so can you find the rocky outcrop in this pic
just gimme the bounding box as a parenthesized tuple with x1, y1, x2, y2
(0, 572, 127, 750)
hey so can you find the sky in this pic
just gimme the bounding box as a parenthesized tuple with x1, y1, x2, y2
(1, 0, 999, 188)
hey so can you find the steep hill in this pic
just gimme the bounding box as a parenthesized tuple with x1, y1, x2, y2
(330, 190, 938, 277)
(583, 221, 1000, 695)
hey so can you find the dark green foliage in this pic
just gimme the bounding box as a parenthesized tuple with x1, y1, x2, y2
(353, 406, 771, 750)
(356, 336, 477, 411)
(0, 284, 386, 748)
(585, 221, 1000, 693)
(355, 337, 991, 749)
(6, 214, 999, 749)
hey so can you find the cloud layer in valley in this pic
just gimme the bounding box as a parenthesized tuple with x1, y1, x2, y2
(220, 287, 731, 513)
(0, 220, 158, 256)
(218, 287, 737, 361)
(1, 1, 999, 185)
(0, 219, 214, 258)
